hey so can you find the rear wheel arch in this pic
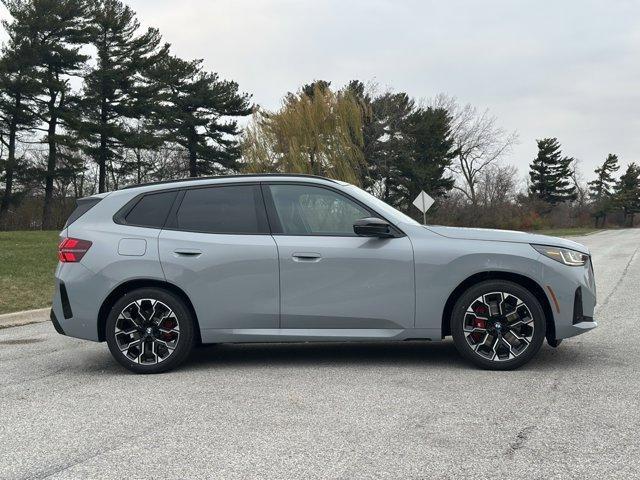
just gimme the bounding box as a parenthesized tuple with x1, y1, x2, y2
(98, 279, 202, 344)
(440, 271, 554, 339)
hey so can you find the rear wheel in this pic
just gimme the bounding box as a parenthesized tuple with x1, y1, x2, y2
(450, 280, 546, 370)
(106, 288, 195, 374)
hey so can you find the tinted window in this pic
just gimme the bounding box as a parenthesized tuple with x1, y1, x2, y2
(65, 197, 102, 228)
(176, 185, 267, 234)
(125, 191, 177, 228)
(268, 184, 371, 236)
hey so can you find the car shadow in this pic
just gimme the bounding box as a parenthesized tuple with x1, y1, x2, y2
(182, 340, 468, 371)
(77, 339, 598, 375)
(182, 339, 601, 373)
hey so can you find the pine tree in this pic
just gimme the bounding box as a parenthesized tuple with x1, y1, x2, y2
(0, 16, 40, 224)
(529, 138, 576, 205)
(3, 0, 91, 228)
(146, 55, 252, 177)
(301, 80, 331, 99)
(588, 154, 620, 227)
(614, 163, 640, 227)
(347, 81, 454, 210)
(357, 88, 416, 205)
(400, 106, 456, 208)
(73, 0, 168, 192)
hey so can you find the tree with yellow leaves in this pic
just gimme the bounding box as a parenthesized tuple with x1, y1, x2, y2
(242, 81, 364, 184)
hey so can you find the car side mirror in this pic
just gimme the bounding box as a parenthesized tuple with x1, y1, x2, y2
(353, 217, 394, 238)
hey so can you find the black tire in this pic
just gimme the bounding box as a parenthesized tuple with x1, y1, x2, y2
(450, 280, 546, 370)
(105, 288, 195, 374)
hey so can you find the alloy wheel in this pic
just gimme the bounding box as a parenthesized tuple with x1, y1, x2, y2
(114, 299, 180, 365)
(463, 291, 535, 362)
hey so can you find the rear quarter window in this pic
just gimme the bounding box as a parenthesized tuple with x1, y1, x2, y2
(123, 191, 178, 229)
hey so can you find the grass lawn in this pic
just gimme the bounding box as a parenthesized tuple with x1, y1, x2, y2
(0, 230, 60, 315)
(529, 228, 601, 237)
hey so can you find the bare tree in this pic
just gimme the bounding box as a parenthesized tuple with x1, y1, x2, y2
(570, 159, 588, 207)
(431, 94, 518, 205)
(476, 164, 519, 207)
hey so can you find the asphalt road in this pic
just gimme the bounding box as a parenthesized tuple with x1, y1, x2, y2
(1, 229, 639, 479)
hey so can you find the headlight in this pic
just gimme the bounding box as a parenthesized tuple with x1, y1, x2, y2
(532, 244, 589, 266)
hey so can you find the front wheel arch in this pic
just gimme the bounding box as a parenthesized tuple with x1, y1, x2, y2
(98, 279, 202, 345)
(441, 271, 554, 340)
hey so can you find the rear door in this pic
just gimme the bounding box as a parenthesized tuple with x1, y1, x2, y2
(263, 182, 415, 331)
(159, 183, 279, 332)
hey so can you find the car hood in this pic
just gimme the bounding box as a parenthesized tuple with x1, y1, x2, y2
(425, 225, 590, 254)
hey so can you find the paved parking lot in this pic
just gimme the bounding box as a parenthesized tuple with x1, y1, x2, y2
(1, 229, 638, 479)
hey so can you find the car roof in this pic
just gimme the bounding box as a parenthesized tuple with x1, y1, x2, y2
(121, 173, 341, 191)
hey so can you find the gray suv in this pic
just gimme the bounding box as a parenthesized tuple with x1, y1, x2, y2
(51, 174, 597, 373)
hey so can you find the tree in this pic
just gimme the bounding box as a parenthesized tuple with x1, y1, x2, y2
(354, 85, 415, 204)
(432, 94, 518, 205)
(398, 106, 456, 210)
(570, 159, 589, 208)
(588, 154, 620, 227)
(347, 82, 454, 210)
(242, 82, 364, 184)
(477, 164, 519, 207)
(0, 20, 40, 224)
(529, 137, 576, 205)
(73, 0, 168, 192)
(147, 54, 252, 177)
(301, 79, 331, 99)
(3, 0, 91, 228)
(614, 163, 640, 227)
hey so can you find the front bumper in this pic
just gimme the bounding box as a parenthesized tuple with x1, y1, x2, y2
(541, 255, 598, 341)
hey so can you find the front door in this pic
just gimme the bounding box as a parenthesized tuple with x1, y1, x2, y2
(263, 183, 415, 331)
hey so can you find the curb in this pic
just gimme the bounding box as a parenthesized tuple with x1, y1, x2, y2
(0, 308, 50, 330)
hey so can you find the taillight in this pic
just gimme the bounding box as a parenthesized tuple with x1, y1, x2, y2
(58, 238, 92, 263)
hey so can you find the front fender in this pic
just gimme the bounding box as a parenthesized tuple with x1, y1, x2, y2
(411, 232, 545, 333)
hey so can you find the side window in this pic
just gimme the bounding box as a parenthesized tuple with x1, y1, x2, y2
(268, 184, 372, 236)
(176, 185, 268, 234)
(125, 191, 177, 228)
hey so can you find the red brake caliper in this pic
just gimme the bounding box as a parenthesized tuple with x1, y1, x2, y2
(473, 318, 486, 329)
(472, 304, 488, 329)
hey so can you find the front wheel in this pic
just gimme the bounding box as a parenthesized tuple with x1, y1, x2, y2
(450, 280, 546, 370)
(105, 288, 195, 374)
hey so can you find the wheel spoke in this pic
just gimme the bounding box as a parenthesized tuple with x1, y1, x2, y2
(119, 338, 141, 352)
(115, 322, 139, 335)
(151, 341, 159, 364)
(158, 324, 179, 334)
(508, 329, 532, 343)
(121, 307, 145, 330)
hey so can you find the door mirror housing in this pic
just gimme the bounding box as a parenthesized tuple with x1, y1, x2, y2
(353, 217, 394, 238)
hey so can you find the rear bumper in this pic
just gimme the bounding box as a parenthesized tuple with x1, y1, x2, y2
(51, 263, 104, 342)
(50, 309, 65, 336)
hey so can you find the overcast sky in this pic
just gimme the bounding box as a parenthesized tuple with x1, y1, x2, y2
(4, 0, 640, 180)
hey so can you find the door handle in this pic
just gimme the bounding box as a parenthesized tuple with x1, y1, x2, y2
(173, 249, 202, 257)
(292, 252, 322, 262)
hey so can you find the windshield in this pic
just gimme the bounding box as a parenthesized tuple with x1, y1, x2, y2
(345, 185, 421, 227)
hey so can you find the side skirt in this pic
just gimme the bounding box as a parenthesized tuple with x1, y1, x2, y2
(199, 328, 439, 344)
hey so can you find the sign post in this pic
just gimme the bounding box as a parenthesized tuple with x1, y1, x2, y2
(412, 191, 435, 225)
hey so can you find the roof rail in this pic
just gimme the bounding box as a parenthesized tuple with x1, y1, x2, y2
(120, 173, 339, 190)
